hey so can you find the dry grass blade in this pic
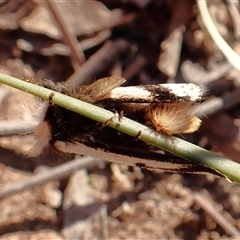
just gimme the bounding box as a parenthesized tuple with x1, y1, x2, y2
(194, 192, 240, 237)
(197, 0, 240, 72)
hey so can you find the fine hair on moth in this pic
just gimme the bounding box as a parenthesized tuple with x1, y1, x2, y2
(145, 102, 201, 135)
(17, 77, 213, 175)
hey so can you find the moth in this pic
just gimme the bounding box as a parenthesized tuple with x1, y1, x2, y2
(24, 77, 218, 175)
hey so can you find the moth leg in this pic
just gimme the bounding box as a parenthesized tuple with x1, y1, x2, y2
(118, 110, 124, 122)
(102, 110, 122, 128)
(135, 130, 142, 140)
(49, 92, 55, 106)
(102, 117, 114, 128)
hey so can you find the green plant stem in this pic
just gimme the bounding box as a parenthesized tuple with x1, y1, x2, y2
(0, 73, 240, 182)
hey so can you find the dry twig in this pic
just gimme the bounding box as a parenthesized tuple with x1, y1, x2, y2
(197, 88, 240, 116)
(66, 40, 130, 87)
(0, 156, 100, 199)
(44, 0, 85, 66)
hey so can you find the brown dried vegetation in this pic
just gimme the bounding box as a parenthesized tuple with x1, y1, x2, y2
(0, 0, 240, 239)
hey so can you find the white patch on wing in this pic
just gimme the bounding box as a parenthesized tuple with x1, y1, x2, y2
(103, 84, 203, 102)
(160, 84, 203, 101)
(54, 141, 185, 171)
(104, 86, 151, 100)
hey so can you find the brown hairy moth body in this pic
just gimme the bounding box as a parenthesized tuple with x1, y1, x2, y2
(24, 77, 218, 175)
(145, 102, 201, 135)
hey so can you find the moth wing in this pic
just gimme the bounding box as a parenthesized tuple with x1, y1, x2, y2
(54, 140, 222, 176)
(90, 77, 126, 100)
(103, 83, 204, 103)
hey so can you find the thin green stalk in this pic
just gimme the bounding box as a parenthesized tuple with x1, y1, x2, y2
(0, 73, 240, 182)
